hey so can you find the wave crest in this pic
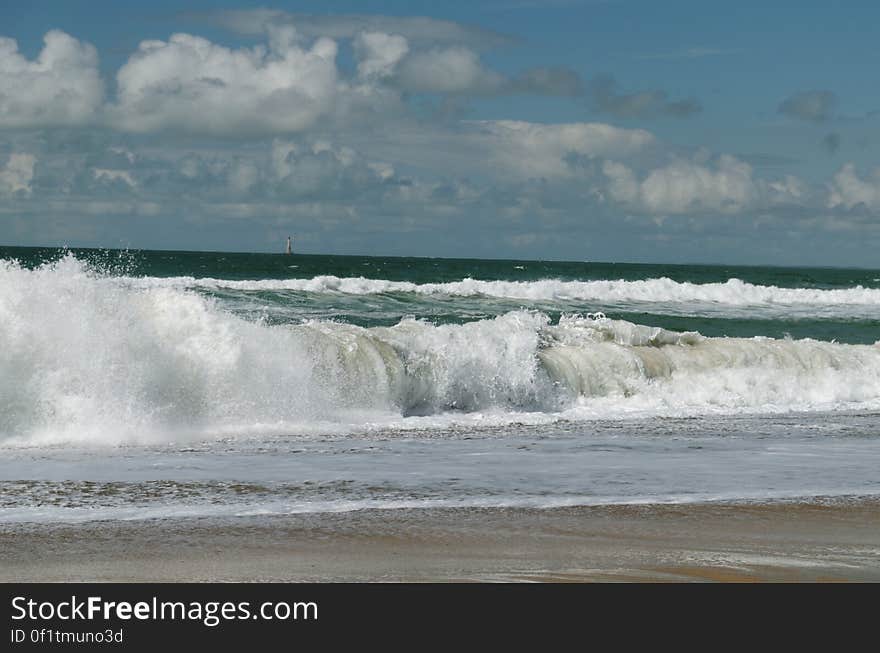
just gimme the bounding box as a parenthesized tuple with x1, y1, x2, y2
(135, 273, 880, 306)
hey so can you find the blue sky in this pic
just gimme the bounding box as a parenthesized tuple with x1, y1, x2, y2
(2, 1, 879, 265)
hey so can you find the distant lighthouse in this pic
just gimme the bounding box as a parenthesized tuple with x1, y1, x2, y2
(285, 235, 293, 255)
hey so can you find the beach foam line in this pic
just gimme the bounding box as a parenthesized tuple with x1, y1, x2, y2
(4, 489, 880, 524)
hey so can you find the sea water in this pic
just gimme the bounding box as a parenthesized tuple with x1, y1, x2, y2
(1, 246, 879, 523)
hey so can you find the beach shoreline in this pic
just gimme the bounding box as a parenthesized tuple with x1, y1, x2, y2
(3, 499, 879, 582)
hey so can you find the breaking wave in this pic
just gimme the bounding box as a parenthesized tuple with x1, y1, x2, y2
(114, 272, 880, 320)
(2, 255, 880, 445)
(135, 273, 880, 307)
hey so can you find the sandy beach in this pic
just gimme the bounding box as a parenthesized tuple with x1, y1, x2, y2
(2, 500, 879, 582)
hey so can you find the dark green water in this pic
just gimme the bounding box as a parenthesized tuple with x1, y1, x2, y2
(4, 245, 878, 287)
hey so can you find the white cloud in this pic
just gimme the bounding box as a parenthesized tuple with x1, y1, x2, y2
(0, 30, 103, 128)
(353, 32, 409, 79)
(352, 35, 580, 99)
(474, 120, 655, 178)
(396, 47, 504, 94)
(767, 175, 808, 204)
(0, 25, 581, 140)
(602, 160, 639, 204)
(92, 168, 136, 187)
(0, 153, 36, 196)
(827, 163, 880, 211)
(603, 155, 758, 214)
(108, 29, 339, 135)
(9, 129, 878, 266)
(270, 138, 396, 199)
(227, 159, 260, 194)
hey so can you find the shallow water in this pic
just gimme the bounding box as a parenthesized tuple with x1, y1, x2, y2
(1, 412, 879, 522)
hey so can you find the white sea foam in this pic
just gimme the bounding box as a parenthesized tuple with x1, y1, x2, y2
(127, 273, 880, 310)
(2, 256, 880, 446)
(0, 490, 870, 524)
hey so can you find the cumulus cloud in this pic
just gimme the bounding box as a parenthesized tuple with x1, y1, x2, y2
(396, 47, 505, 95)
(0, 30, 103, 128)
(0, 24, 582, 139)
(827, 163, 880, 211)
(0, 152, 36, 196)
(2, 131, 413, 221)
(589, 75, 701, 119)
(270, 139, 402, 199)
(353, 32, 409, 79)
(98, 26, 575, 136)
(108, 28, 339, 135)
(152, 150, 264, 200)
(5, 22, 863, 262)
(778, 90, 837, 122)
(602, 155, 759, 214)
(211, 15, 572, 99)
(226, 158, 260, 194)
(7, 128, 873, 266)
(355, 37, 582, 98)
(474, 120, 655, 178)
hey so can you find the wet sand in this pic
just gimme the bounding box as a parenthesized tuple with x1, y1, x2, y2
(2, 500, 880, 582)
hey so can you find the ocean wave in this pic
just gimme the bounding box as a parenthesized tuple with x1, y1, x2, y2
(128, 272, 880, 308)
(105, 271, 880, 322)
(2, 256, 880, 445)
